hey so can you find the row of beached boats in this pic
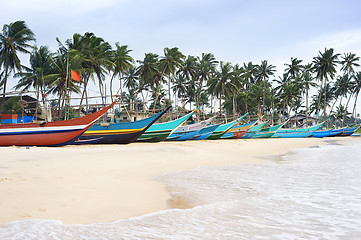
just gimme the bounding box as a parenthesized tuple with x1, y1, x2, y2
(0, 101, 359, 146)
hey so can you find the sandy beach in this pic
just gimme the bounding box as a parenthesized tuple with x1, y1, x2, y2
(0, 137, 358, 225)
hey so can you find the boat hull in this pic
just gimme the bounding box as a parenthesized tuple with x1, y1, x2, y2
(77, 109, 167, 144)
(0, 101, 116, 146)
(192, 124, 220, 140)
(311, 129, 333, 138)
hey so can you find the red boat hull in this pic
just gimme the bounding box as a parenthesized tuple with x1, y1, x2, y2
(0, 101, 116, 146)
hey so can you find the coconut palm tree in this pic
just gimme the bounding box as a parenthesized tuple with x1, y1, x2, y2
(158, 47, 185, 106)
(312, 48, 340, 120)
(340, 53, 360, 75)
(351, 72, 361, 119)
(136, 53, 160, 110)
(197, 53, 218, 106)
(207, 61, 236, 119)
(297, 65, 317, 118)
(0, 20, 35, 102)
(255, 60, 276, 115)
(284, 57, 303, 79)
(14, 46, 52, 118)
(110, 43, 134, 102)
(241, 62, 257, 115)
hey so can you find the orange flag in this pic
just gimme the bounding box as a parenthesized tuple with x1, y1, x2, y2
(71, 69, 81, 82)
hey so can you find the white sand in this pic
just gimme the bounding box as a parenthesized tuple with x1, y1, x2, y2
(0, 137, 357, 225)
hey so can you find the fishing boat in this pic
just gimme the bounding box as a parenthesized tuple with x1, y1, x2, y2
(206, 113, 248, 140)
(241, 121, 269, 139)
(75, 107, 170, 144)
(252, 121, 286, 139)
(0, 101, 117, 146)
(328, 128, 346, 137)
(221, 120, 258, 139)
(191, 124, 221, 140)
(137, 107, 200, 142)
(340, 127, 359, 136)
(272, 122, 325, 138)
(311, 128, 333, 138)
(166, 117, 215, 141)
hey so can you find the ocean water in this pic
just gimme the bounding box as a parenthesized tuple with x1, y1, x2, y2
(1, 140, 361, 239)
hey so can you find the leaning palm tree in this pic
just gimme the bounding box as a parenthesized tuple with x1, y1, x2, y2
(312, 48, 340, 121)
(255, 60, 276, 115)
(0, 20, 35, 102)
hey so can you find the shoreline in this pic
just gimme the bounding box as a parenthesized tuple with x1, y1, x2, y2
(0, 137, 359, 226)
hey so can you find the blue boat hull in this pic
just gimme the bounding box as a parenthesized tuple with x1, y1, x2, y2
(77, 109, 167, 144)
(192, 124, 220, 140)
(167, 129, 198, 141)
(272, 131, 314, 138)
(311, 129, 333, 138)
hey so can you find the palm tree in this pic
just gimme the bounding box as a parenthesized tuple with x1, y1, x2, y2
(333, 74, 353, 125)
(110, 43, 134, 103)
(241, 62, 256, 115)
(297, 65, 317, 118)
(352, 72, 361, 119)
(158, 47, 185, 107)
(14, 46, 52, 118)
(340, 53, 360, 75)
(47, 51, 80, 119)
(67, 32, 113, 106)
(0, 20, 35, 102)
(255, 60, 276, 115)
(207, 61, 236, 119)
(197, 53, 218, 106)
(136, 53, 160, 111)
(284, 57, 303, 79)
(312, 48, 340, 120)
(123, 66, 139, 112)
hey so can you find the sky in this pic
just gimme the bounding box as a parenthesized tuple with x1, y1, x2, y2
(1, 0, 361, 112)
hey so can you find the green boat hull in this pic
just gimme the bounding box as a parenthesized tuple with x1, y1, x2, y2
(137, 130, 172, 142)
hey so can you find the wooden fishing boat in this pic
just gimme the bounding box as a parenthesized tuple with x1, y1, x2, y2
(206, 113, 248, 140)
(311, 128, 333, 138)
(0, 101, 117, 146)
(328, 128, 346, 137)
(252, 122, 286, 139)
(272, 122, 325, 138)
(137, 107, 200, 142)
(191, 124, 221, 140)
(75, 107, 169, 144)
(241, 121, 269, 139)
(221, 120, 258, 139)
(166, 117, 215, 141)
(340, 127, 359, 136)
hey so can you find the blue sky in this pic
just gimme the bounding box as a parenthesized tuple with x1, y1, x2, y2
(2, 0, 361, 110)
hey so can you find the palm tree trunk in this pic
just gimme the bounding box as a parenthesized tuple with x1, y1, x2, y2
(352, 91, 359, 119)
(323, 78, 327, 123)
(317, 78, 323, 117)
(110, 73, 115, 103)
(343, 93, 353, 125)
(262, 78, 266, 115)
(305, 89, 309, 120)
(79, 75, 90, 107)
(2, 65, 9, 103)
